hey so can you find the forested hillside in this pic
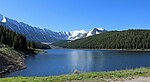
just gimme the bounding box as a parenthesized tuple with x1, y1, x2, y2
(0, 25, 50, 51)
(60, 30, 150, 50)
(52, 40, 70, 46)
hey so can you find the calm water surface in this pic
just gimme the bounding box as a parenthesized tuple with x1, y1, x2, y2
(7, 49, 150, 77)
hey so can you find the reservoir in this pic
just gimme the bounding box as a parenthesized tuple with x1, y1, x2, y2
(7, 49, 150, 77)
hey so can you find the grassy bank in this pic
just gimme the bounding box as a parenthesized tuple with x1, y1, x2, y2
(1, 67, 150, 82)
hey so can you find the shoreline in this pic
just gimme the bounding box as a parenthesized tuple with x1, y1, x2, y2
(82, 49, 150, 52)
(0, 47, 40, 77)
(1, 67, 150, 82)
(51, 44, 150, 51)
(53, 47, 150, 52)
(0, 48, 47, 77)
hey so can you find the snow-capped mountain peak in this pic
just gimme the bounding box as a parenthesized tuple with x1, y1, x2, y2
(0, 14, 7, 23)
(86, 27, 106, 37)
(96, 27, 104, 31)
(68, 29, 87, 40)
(2, 16, 6, 23)
(69, 29, 87, 36)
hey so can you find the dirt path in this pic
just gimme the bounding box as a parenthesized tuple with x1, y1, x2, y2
(70, 77, 150, 82)
(114, 77, 150, 82)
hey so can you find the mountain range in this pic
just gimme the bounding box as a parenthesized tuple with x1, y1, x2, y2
(0, 14, 107, 42)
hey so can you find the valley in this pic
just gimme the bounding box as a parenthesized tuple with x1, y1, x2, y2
(1, 0, 150, 82)
(1, 14, 150, 79)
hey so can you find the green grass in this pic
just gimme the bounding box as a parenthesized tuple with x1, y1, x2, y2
(1, 67, 150, 82)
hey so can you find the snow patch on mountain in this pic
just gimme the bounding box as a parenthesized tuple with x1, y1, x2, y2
(69, 30, 87, 37)
(2, 16, 6, 23)
(0, 14, 7, 23)
(86, 31, 92, 37)
(68, 30, 87, 40)
(96, 28, 104, 31)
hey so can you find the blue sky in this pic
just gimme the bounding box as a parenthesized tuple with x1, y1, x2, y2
(0, 0, 150, 31)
